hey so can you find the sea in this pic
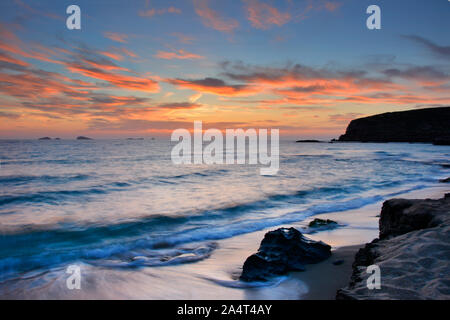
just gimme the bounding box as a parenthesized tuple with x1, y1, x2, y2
(0, 139, 449, 298)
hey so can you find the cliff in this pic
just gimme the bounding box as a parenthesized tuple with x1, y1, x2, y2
(338, 107, 450, 143)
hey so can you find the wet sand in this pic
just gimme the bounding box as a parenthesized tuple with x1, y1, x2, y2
(294, 245, 362, 300)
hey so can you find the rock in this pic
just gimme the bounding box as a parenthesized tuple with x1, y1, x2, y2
(295, 140, 323, 143)
(240, 227, 331, 282)
(338, 107, 450, 143)
(38, 137, 51, 140)
(378, 198, 445, 239)
(439, 177, 450, 183)
(76, 136, 92, 140)
(337, 196, 450, 300)
(308, 218, 338, 228)
(433, 138, 450, 146)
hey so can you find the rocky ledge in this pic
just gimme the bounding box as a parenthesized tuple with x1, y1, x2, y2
(337, 194, 450, 300)
(338, 107, 450, 144)
(240, 227, 331, 282)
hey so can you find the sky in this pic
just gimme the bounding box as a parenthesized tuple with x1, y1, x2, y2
(0, 0, 449, 139)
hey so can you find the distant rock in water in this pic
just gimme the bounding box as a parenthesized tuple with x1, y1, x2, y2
(76, 136, 92, 140)
(38, 137, 51, 140)
(295, 139, 323, 143)
(338, 107, 450, 143)
(240, 227, 331, 282)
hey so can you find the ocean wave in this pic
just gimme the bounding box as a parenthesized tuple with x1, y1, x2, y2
(0, 174, 90, 185)
(0, 183, 432, 281)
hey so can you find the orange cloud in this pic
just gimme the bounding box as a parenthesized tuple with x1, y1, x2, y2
(193, 0, 239, 33)
(98, 51, 123, 61)
(65, 62, 159, 92)
(119, 48, 138, 58)
(154, 49, 204, 60)
(245, 0, 291, 29)
(0, 51, 30, 66)
(323, 1, 342, 12)
(104, 32, 129, 43)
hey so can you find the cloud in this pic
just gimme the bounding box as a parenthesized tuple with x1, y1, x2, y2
(193, 0, 239, 33)
(329, 113, 363, 124)
(0, 111, 21, 119)
(104, 32, 129, 43)
(171, 33, 195, 44)
(323, 1, 342, 12)
(13, 0, 64, 21)
(154, 49, 204, 60)
(0, 51, 30, 66)
(98, 51, 123, 61)
(382, 66, 449, 82)
(169, 61, 449, 106)
(167, 77, 260, 96)
(119, 48, 138, 58)
(157, 102, 201, 110)
(403, 35, 450, 61)
(0, 27, 161, 124)
(245, 0, 291, 30)
(189, 93, 203, 103)
(64, 61, 159, 92)
(139, 6, 182, 17)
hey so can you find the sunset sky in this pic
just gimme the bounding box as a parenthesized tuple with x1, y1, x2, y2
(0, 0, 449, 139)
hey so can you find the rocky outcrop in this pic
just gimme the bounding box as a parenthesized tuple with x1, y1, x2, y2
(76, 136, 92, 140)
(338, 107, 450, 143)
(240, 227, 331, 282)
(337, 195, 450, 300)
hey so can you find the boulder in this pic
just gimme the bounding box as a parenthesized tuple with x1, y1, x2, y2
(240, 227, 331, 282)
(378, 198, 445, 239)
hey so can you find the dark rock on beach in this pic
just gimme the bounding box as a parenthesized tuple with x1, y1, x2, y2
(240, 227, 331, 282)
(337, 195, 450, 299)
(76, 136, 92, 140)
(439, 177, 450, 183)
(338, 106, 450, 143)
(308, 218, 338, 228)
